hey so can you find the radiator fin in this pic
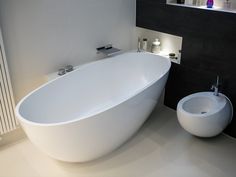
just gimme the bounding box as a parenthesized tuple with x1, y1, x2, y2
(0, 31, 18, 135)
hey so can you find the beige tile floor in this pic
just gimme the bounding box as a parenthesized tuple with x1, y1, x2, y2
(0, 106, 236, 177)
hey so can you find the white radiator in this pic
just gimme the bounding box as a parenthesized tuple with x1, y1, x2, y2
(0, 29, 18, 135)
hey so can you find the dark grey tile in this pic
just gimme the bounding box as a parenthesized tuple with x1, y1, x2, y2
(137, 0, 236, 137)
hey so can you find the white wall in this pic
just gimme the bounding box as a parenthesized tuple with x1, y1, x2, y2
(0, 0, 136, 102)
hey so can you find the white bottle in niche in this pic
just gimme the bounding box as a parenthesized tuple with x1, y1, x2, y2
(142, 38, 148, 51)
(185, 0, 194, 5)
(196, 0, 202, 6)
(223, 0, 231, 9)
(151, 39, 161, 54)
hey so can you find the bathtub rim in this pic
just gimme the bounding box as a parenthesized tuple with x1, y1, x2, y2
(15, 52, 171, 127)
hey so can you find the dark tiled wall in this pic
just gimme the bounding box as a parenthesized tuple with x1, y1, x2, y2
(136, 0, 236, 137)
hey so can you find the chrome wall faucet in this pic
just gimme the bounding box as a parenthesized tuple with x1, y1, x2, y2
(96, 44, 121, 56)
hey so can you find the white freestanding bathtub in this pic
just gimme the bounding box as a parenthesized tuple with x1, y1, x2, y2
(16, 52, 171, 162)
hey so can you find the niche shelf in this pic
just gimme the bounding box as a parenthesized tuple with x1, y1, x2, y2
(167, 0, 236, 14)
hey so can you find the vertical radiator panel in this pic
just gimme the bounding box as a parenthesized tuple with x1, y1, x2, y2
(0, 100, 5, 133)
(0, 29, 18, 135)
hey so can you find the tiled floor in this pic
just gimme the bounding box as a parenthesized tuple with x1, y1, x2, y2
(0, 106, 236, 177)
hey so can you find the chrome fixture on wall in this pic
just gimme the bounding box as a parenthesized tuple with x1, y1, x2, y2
(96, 44, 121, 56)
(211, 76, 220, 96)
(58, 65, 74, 76)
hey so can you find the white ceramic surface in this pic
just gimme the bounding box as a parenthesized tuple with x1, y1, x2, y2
(15, 52, 171, 162)
(177, 92, 233, 137)
(3, 106, 236, 177)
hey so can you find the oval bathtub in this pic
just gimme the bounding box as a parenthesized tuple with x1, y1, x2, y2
(16, 52, 171, 162)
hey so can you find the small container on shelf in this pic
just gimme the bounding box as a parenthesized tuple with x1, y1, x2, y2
(142, 38, 148, 51)
(151, 38, 161, 54)
(169, 53, 177, 60)
(223, 0, 231, 9)
(177, 0, 185, 4)
(185, 0, 194, 6)
(196, 0, 203, 6)
(206, 0, 214, 8)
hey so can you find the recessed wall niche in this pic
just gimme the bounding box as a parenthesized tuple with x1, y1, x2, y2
(167, 0, 236, 13)
(135, 27, 183, 60)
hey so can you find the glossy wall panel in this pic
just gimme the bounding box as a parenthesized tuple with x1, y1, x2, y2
(136, 0, 236, 137)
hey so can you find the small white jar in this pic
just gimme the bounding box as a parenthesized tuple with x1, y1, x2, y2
(185, 0, 194, 5)
(142, 38, 148, 51)
(151, 39, 161, 54)
(223, 0, 231, 9)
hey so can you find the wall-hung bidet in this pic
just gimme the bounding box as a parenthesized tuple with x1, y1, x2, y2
(177, 91, 233, 137)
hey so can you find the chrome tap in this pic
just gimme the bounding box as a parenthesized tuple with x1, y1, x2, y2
(58, 65, 74, 76)
(58, 68, 66, 76)
(65, 65, 74, 72)
(211, 75, 220, 96)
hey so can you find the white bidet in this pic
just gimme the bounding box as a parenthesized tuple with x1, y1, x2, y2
(177, 92, 233, 137)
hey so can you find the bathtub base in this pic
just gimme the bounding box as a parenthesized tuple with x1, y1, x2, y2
(21, 79, 166, 162)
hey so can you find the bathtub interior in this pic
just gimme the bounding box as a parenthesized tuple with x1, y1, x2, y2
(18, 52, 170, 124)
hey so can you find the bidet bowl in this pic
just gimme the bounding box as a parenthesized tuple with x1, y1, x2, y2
(177, 92, 233, 137)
